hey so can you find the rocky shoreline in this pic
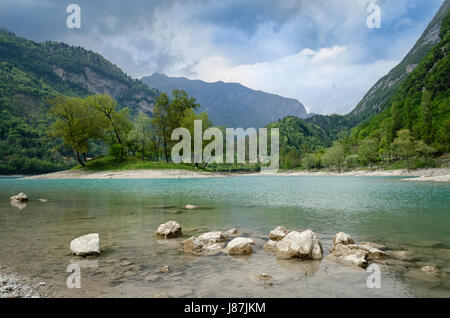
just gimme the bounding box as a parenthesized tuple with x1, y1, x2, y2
(0, 266, 54, 298)
(21, 167, 450, 182)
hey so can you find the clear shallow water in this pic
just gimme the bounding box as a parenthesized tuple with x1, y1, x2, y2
(0, 176, 449, 297)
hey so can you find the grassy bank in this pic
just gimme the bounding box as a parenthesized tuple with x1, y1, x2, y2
(71, 156, 207, 172)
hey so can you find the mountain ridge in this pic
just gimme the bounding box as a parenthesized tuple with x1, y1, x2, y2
(142, 72, 308, 128)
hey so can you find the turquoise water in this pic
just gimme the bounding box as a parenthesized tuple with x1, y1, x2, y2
(0, 176, 449, 297)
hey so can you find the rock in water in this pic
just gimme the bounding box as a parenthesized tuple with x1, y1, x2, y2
(269, 226, 289, 241)
(70, 233, 101, 256)
(156, 221, 182, 239)
(263, 239, 277, 252)
(273, 229, 323, 260)
(197, 231, 226, 244)
(333, 232, 355, 246)
(224, 237, 255, 255)
(10, 192, 28, 202)
(356, 244, 388, 260)
(421, 265, 438, 274)
(185, 205, 196, 209)
(224, 228, 238, 237)
(183, 231, 226, 255)
(327, 244, 368, 268)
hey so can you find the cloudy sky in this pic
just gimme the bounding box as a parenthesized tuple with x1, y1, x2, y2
(0, 0, 444, 114)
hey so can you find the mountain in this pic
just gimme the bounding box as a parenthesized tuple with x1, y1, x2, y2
(349, 0, 450, 123)
(269, 2, 449, 160)
(142, 73, 308, 128)
(0, 29, 159, 173)
(352, 8, 450, 152)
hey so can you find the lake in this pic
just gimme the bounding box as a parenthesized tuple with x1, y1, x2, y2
(0, 176, 449, 297)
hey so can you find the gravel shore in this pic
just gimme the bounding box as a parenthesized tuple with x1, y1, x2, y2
(23, 168, 450, 182)
(0, 266, 54, 298)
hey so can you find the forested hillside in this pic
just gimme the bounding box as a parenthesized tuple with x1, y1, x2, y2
(0, 29, 159, 173)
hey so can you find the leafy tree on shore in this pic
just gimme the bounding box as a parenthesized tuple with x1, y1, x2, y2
(301, 153, 321, 171)
(391, 129, 416, 169)
(358, 139, 378, 169)
(322, 142, 345, 172)
(420, 88, 433, 145)
(415, 140, 435, 168)
(152, 90, 200, 162)
(48, 96, 102, 166)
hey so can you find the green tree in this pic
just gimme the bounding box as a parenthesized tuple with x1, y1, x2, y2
(180, 108, 213, 166)
(390, 101, 400, 141)
(129, 112, 153, 160)
(322, 142, 345, 171)
(48, 96, 101, 166)
(152, 90, 200, 162)
(404, 97, 414, 132)
(301, 153, 321, 170)
(391, 129, 416, 169)
(358, 139, 378, 169)
(415, 140, 435, 168)
(420, 88, 433, 144)
(345, 154, 360, 170)
(151, 93, 171, 162)
(86, 94, 132, 157)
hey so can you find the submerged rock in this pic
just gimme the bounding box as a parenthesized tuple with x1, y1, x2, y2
(10, 192, 28, 202)
(224, 228, 238, 237)
(224, 237, 255, 255)
(388, 250, 415, 261)
(269, 226, 289, 241)
(70, 233, 101, 256)
(156, 265, 169, 273)
(38, 199, 49, 203)
(359, 241, 387, 250)
(333, 232, 355, 246)
(421, 265, 439, 274)
(156, 221, 182, 239)
(273, 230, 323, 260)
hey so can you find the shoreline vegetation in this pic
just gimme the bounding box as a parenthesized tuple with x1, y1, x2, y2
(24, 165, 450, 182)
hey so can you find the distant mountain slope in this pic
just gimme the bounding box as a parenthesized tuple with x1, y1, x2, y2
(0, 29, 159, 173)
(269, 2, 449, 157)
(142, 73, 308, 128)
(352, 9, 450, 152)
(349, 0, 449, 123)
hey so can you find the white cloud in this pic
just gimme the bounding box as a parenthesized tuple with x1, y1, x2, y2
(187, 46, 398, 115)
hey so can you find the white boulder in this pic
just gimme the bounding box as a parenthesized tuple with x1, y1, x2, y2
(156, 220, 182, 239)
(197, 231, 226, 244)
(70, 233, 101, 256)
(333, 232, 355, 246)
(273, 229, 323, 260)
(10, 192, 28, 202)
(183, 231, 226, 255)
(327, 243, 368, 268)
(224, 237, 255, 255)
(269, 226, 289, 241)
